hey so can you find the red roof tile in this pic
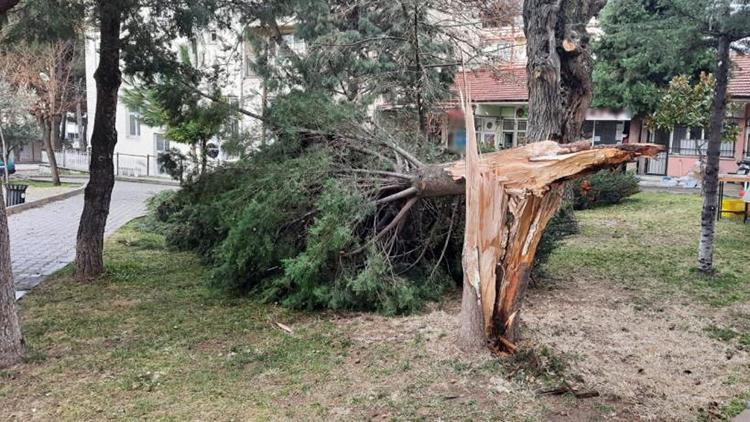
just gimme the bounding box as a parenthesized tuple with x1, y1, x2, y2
(729, 54, 750, 99)
(453, 55, 750, 103)
(451, 67, 528, 102)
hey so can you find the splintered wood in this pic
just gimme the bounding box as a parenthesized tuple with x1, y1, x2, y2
(457, 97, 664, 353)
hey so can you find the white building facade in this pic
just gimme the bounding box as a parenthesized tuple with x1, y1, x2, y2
(82, 23, 278, 176)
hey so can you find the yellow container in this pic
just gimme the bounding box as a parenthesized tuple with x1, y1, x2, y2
(721, 198, 746, 218)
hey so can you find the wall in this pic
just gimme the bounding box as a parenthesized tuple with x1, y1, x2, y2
(666, 156, 738, 177)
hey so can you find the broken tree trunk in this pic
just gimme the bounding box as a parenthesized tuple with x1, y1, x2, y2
(444, 99, 663, 351)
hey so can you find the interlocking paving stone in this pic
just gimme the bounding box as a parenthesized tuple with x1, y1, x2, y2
(9, 181, 174, 294)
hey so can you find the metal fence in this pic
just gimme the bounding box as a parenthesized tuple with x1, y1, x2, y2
(42, 149, 175, 178)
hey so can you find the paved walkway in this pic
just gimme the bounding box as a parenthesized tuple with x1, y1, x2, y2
(10, 181, 174, 299)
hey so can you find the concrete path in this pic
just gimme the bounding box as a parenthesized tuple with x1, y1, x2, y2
(10, 181, 174, 299)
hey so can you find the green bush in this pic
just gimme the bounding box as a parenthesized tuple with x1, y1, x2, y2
(571, 168, 640, 210)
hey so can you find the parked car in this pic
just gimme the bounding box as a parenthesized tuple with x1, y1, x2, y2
(0, 159, 15, 175)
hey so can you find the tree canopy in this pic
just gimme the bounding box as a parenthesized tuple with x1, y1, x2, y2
(592, 0, 714, 115)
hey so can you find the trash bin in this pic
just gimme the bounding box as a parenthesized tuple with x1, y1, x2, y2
(5, 184, 28, 207)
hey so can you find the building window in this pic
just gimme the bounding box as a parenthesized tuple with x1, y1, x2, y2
(271, 33, 306, 58)
(226, 96, 240, 136)
(128, 108, 141, 137)
(584, 120, 627, 145)
(667, 126, 735, 158)
(154, 133, 169, 152)
(475, 117, 498, 148)
(501, 118, 527, 148)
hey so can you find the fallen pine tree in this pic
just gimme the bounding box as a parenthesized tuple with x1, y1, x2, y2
(152, 110, 662, 329)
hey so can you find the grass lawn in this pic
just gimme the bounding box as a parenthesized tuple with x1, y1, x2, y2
(1, 191, 749, 420)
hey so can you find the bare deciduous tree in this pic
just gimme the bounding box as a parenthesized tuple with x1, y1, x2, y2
(1, 41, 83, 185)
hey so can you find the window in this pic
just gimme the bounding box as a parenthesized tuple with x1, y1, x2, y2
(582, 121, 594, 139)
(501, 118, 527, 148)
(226, 96, 240, 136)
(128, 108, 141, 137)
(595, 121, 618, 145)
(273, 33, 305, 58)
(475, 117, 498, 148)
(154, 133, 169, 152)
(667, 126, 735, 158)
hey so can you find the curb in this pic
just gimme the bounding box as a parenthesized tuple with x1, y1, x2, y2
(114, 175, 180, 187)
(6, 183, 87, 216)
(31, 175, 179, 187)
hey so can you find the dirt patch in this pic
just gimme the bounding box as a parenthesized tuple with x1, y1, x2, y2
(324, 298, 635, 420)
(523, 277, 750, 420)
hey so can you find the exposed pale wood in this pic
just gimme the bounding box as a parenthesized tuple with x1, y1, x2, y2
(412, 142, 663, 198)
(451, 123, 664, 352)
(457, 89, 486, 351)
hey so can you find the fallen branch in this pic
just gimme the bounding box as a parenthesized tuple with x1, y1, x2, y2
(348, 196, 419, 255)
(375, 187, 419, 205)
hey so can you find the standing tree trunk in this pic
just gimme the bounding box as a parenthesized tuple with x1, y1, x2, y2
(0, 123, 10, 184)
(41, 118, 61, 186)
(698, 34, 730, 273)
(458, 96, 488, 351)
(0, 174, 23, 368)
(200, 138, 208, 174)
(523, 0, 606, 143)
(52, 114, 63, 150)
(76, 99, 87, 150)
(75, 1, 122, 280)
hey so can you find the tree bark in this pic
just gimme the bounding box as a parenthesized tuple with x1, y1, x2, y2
(0, 180, 23, 368)
(76, 99, 86, 149)
(51, 114, 63, 150)
(0, 0, 19, 14)
(697, 34, 730, 273)
(458, 281, 486, 350)
(41, 118, 61, 186)
(200, 138, 208, 174)
(0, 123, 10, 184)
(523, 0, 606, 143)
(74, 1, 122, 280)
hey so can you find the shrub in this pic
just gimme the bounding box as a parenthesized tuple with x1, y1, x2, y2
(571, 168, 640, 210)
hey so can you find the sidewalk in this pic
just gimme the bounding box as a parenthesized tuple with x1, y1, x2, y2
(9, 180, 175, 299)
